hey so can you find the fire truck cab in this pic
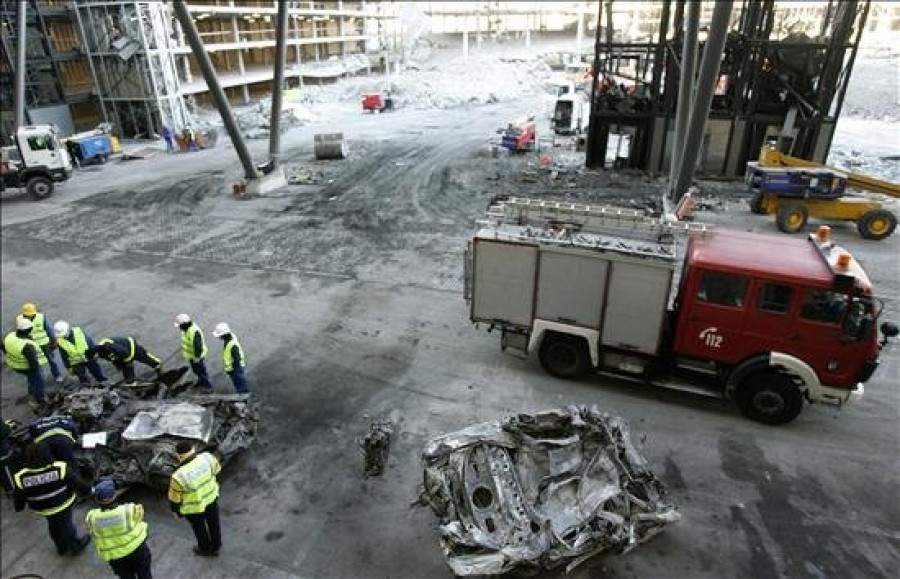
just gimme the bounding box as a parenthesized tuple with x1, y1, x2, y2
(670, 227, 891, 423)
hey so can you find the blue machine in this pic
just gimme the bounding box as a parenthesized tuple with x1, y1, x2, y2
(68, 132, 113, 165)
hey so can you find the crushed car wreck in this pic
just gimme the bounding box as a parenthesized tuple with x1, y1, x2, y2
(421, 406, 679, 575)
(28, 368, 259, 490)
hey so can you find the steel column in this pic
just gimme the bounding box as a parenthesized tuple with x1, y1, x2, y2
(671, 0, 733, 200)
(669, 0, 700, 185)
(585, 0, 605, 169)
(172, 0, 257, 180)
(14, 0, 27, 127)
(269, 0, 289, 165)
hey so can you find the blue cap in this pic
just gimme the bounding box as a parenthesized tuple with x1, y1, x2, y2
(93, 478, 116, 503)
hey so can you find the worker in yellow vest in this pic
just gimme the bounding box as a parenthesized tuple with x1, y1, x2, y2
(13, 442, 91, 556)
(168, 441, 222, 556)
(2, 316, 48, 405)
(212, 322, 249, 393)
(174, 314, 212, 389)
(53, 320, 108, 386)
(19, 302, 63, 382)
(86, 477, 152, 578)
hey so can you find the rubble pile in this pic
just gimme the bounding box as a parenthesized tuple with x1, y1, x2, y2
(421, 406, 679, 575)
(40, 371, 259, 490)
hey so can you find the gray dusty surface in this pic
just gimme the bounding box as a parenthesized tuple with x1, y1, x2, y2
(3, 78, 900, 578)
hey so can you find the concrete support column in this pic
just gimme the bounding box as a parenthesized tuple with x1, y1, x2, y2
(14, 0, 27, 128)
(231, 12, 250, 103)
(669, 0, 700, 185)
(269, 0, 288, 165)
(575, 1, 584, 58)
(670, 1, 733, 201)
(172, 0, 257, 180)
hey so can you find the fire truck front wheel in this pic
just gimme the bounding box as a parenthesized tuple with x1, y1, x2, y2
(539, 333, 590, 380)
(736, 370, 803, 425)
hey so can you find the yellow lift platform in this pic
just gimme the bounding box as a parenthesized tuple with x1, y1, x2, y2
(745, 147, 899, 240)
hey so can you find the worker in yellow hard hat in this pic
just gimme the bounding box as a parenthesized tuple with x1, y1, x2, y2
(19, 303, 64, 383)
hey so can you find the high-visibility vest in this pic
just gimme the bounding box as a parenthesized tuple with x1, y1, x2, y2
(86, 503, 148, 562)
(182, 323, 207, 362)
(223, 336, 245, 373)
(172, 452, 219, 515)
(3, 332, 36, 371)
(57, 327, 90, 367)
(13, 461, 76, 516)
(29, 313, 50, 346)
(99, 337, 136, 363)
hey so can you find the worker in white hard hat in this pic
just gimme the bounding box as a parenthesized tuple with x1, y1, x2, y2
(19, 303, 64, 383)
(174, 314, 212, 389)
(211, 323, 248, 394)
(53, 321, 107, 387)
(1, 317, 48, 406)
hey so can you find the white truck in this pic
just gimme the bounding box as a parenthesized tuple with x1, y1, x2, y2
(1, 125, 73, 199)
(465, 197, 897, 425)
(552, 91, 589, 135)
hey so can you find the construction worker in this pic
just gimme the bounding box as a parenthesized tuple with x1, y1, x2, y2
(212, 322, 248, 393)
(168, 441, 222, 556)
(13, 442, 91, 556)
(87, 337, 162, 385)
(19, 303, 64, 382)
(2, 316, 48, 405)
(29, 415, 79, 466)
(86, 477, 153, 578)
(54, 320, 107, 386)
(175, 314, 211, 389)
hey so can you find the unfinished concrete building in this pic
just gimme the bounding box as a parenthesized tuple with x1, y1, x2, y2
(2, 0, 392, 141)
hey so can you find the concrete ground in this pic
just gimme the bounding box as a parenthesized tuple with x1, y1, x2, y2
(2, 94, 899, 579)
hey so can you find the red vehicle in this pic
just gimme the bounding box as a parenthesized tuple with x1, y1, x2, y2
(466, 198, 897, 425)
(361, 91, 393, 113)
(499, 116, 536, 152)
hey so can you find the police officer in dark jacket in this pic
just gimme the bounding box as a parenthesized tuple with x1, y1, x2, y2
(1, 420, 24, 496)
(29, 416, 79, 466)
(87, 337, 163, 385)
(13, 442, 91, 556)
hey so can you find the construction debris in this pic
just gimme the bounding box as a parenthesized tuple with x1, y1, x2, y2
(361, 419, 395, 477)
(35, 370, 259, 490)
(421, 406, 679, 575)
(286, 166, 324, 185)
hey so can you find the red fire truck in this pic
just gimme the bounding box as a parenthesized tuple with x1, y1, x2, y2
(465, 198, 897, 425)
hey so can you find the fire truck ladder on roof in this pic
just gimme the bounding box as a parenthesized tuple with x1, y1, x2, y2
(484, 197, 715, 238)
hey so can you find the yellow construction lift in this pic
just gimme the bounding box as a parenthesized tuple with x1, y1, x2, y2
(745, 147, 900, 240)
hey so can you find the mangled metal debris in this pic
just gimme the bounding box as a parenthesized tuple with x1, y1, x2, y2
(36, 368, 259, 490)
(421, 406, 679, 575)
(362, 419, 394, 477)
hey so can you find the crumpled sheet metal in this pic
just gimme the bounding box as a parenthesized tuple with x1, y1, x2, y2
(121, 402, 213, 442)
(422, 406, 680, 575)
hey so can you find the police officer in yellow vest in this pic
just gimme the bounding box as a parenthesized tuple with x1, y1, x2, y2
(13, 441, 91, 556)
(86, 477, 152, 578)
(53, 320, 108, 386)
(212, 322, 249, 393)
(19, 302, 64, 382)
(174, 314, 212, 389)
(168, 441, 222, 556)
(2, 316, 48, 405)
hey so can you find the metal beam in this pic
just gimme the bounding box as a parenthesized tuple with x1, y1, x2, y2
(172, 0, 257, 180)
(585, 0, 605, 169)
(670, 0, 733, 200)
(269, 0, 289, 165)
(669, 0, 700, 185)
(14, 0, 27, 127)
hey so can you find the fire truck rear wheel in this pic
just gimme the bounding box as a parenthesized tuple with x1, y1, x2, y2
(539, 334, 590, 380)
(775, 204, 808, 234)
(736, 370, 803, 425)
(857, 209, 896, 241)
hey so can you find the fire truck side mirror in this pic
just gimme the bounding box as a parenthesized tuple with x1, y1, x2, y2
(880, 321, 899, 347)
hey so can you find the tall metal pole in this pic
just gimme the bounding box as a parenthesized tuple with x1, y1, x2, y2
(670, 0, 733, 201)
(14, 0, 27, 128)
(269, 0, 288, 166)
(172, 0, 258, 180)
(669, 0, 700, 185)
(585, 0, 605, 169)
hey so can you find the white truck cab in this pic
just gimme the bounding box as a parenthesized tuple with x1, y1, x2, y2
(1, 125, 73, 199)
